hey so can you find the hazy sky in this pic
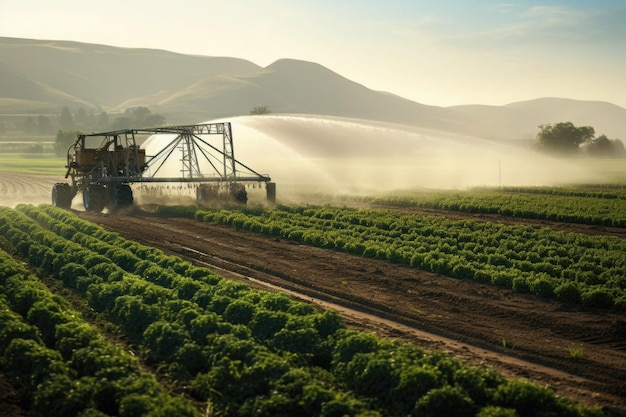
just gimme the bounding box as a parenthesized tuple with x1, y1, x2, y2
(1, 0, 624, 107)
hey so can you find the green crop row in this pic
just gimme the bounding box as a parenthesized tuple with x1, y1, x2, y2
(0, 204, 601, 417)
(2, 205, 364, 416)
(0, 248, 200, 417)
(496, 186, 626, 199)
(0, 154, 66, 175)
(194, 205, 626, 310)
(365, 189, 626, 227)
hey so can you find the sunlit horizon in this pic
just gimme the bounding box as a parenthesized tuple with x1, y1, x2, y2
(1, 0, 625, 108)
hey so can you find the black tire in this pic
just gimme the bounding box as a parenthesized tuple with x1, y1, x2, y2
(83, 185, 106, 212)
(113, 184, 133, 209)
(51, 183, 73, 209)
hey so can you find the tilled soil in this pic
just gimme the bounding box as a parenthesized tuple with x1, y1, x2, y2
(0, 173, 62, 208)
(77, 209, 626, 410)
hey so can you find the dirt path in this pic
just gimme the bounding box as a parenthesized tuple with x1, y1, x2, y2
(79, 210, 626, 410)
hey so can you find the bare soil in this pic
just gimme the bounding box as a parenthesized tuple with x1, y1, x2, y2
(75, 208, 626, 411)
(0, 373, 27, 417)
(0, 172, 62, 208)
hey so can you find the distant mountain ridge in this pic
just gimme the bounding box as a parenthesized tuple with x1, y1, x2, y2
(1, 36, 625, 140)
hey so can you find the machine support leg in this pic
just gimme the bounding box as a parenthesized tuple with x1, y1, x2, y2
(266, 182, 276, 204)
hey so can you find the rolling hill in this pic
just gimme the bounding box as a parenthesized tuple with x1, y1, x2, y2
(1, 36, 625, 141)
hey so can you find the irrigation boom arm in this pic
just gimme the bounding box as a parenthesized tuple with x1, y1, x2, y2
(54, 122, 275, 212)
(72, 122, 271, 184)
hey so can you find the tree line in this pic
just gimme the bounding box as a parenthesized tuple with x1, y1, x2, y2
(53, 106, 166, 156)
(536, 122, 625, 157)
(18, 106, 165, 136)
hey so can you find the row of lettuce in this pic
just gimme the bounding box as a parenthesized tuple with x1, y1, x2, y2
(181, 205, 626, 310)
(0, 204, 601, 417)
(362, 187, 626, 227)
(0, 249, 200, 417)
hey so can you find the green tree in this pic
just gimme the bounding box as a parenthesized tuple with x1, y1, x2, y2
(97, 111, 110, 129)
(23, 116, 37, 133)
(54, 129, 81, 157)
(75, 107, 95, 129)
(586, 134, 625, 157)
(111, 107, 165, 129)
(250, 105, 272, 115)
(131, 106, 165, 126)
(110, 116, 132, 130)
(587, 134, 611, 154)
(536, 122, 594, 155)
(59, 107, 75, 130)
(37, 115, 52, 134)
(613, 138, 626, 155)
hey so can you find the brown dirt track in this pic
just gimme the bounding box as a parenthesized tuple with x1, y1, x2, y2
(76, 208, 626, 411)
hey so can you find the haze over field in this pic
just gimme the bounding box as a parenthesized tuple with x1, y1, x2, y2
(1, 112, 611, 210)
(140, 115, 610, 201)
(1, 1, 625, 206)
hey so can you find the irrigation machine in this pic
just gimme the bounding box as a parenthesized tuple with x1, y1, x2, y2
(51, 122, 275, 212)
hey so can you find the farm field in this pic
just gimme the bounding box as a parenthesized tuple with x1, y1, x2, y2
(76, 208, 626, 407)
(0, 204, 610, 417)
(1, 173, 626, 415)
(189, 205, 626, 309)
(0, 172, 64, 208)
(367, 186, 626, 227)
(0, 153, 65, 175)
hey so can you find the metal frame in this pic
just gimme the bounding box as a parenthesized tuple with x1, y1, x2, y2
(65, 122, 271, 189)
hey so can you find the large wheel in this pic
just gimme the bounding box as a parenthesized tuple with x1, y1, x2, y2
(83, 185, 106, 212)
(52, 183, 73, 209)
(113, 184, 133, 209)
